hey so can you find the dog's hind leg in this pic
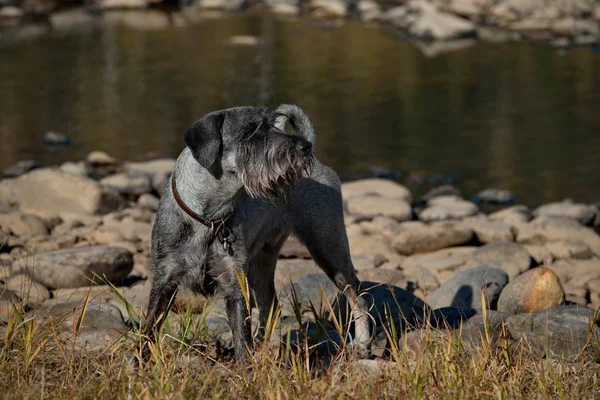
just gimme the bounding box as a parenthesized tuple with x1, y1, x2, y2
(290, 170, 372, 357)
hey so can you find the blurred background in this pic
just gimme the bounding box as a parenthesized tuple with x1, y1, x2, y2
(1, 0, 600, 206)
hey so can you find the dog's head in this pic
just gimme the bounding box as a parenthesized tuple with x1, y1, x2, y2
(183, 106, 314, 198)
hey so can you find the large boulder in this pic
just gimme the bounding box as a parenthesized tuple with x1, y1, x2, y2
(391, 221, 474, 255)
(497, 267, 564, 314)
(469, 241, 532, 279)
(14, 246, 134, 289)
(0, 168, 125, 217)
(341, 179, 412, 203)
(533, 200, 597, 226)
(506, 305, 600, 361)
(426, 266, 508, 310)
(517, 216, 600, 256)
(383, 1, 476, 40)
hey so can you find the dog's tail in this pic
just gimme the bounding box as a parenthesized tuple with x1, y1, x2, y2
(273, 104, 316, 147)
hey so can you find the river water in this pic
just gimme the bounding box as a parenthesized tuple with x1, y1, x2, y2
(1, 13, 600, 206)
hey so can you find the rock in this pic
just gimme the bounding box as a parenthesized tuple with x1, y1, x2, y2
(69, 328, 125, 353)
(533, 201, 597, 226)
(87, 151, 118, 165)
(358, 268, 407, 287)
(470, 241, 532, 280)
(137, 193, 160, 212)
(197, 0, 243, 11)
(391, 221, 474, 255)
(38, 301, 126, 337)
(523, 244, 554, 265)
(545, 239, 592, 260)
(60, 161, 88, 177)
(0, 168, 125, 217)
(402, 247, 477, 276)
(460, 216, 515, 243)
(100, 172, 152, 197)
(280, 274, 338, 315)
(419, 185, 462, 204)
(418, 196, 479, 222)
(3, 160, 41, 178)
(97, 0, 147, 9)
(473, 188, 516, 205)
(488, 205, 531, 226)
(0, 211, 49, 238)
(441, 0, 481, 19)
(426, 266, 508, 310)
(269, 2, 299, 16)
(341, 179, 412, 203)
(517, 216, 600, 256)
(102, 10, 170, 31)
(123, 159, 174, 194)
(348, 231, 397, 257)
(279, 237, 311, 259)
(5, 274, 50, 305)
(506, 305, 600, 361)
(357, 0, 381, 21)
(384, 1, 476, 41)
(551, 18, 599, 37)
(562, 284, 588, 305)
(345, 196, 412, 222)
(310, 0, 347, 19)
(497, 267, 564, 314)
(460, 310, 509, 348)
(274, 259, 322, 291)
(547, 258, 600, 287)
(350, 359, 395, 377)
(0, 6, 23, 18)
(42, 131, 71, 146)
(15, 246, 133, 289)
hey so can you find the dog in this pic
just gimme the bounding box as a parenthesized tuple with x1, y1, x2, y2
(144, 104, 372, 359)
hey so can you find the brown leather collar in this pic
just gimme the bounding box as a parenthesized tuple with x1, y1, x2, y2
(170, 172, 234, 249)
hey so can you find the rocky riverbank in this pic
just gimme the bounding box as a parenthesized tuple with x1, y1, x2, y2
(1, 0, 600, 49)
(1, 152, 599, 363)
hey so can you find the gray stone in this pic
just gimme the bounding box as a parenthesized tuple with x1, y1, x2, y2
(345, 195, 412, 222)
(5, 274, 50, 305)
(136, 193, 160, 212)
(3, 160, 41, 178)
(341, 179, 412, 203)
(426, 266, 508, 310)
(545, 239, 593, 260)
(123, 159, 175, 194)
(86, 151, 118, 165)
(0, 168, 125, 217)
(100, 172, 152, 197)
(517, 216, 600, 256)
(470, 241, 532, 280)
(533, 201, 597, 226)
(547, 258, 600, 287)
(506, 305, 600, 361)
(280, 274, 338, 316)
(0, 211, 49, 238)
(391, 221, 474, 255)
(489, 205, 531, 226)
(15, 246, 133, 289)
(419, 185, 462, 203)
(460, 216, 515, 243)
(418, 195, 479, 222)
(473, 188, 516, 205)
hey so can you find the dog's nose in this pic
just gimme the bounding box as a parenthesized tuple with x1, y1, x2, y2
(296, 141, 312, 154)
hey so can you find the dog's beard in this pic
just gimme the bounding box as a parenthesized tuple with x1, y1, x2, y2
(238, 145, 314, 199)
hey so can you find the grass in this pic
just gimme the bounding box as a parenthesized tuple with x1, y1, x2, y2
(0, 278, 599, 399)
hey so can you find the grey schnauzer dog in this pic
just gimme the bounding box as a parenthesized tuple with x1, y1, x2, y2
(144, 104, 372, 359)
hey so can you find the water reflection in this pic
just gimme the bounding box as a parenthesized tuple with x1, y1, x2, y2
(1, 14, 599, 206)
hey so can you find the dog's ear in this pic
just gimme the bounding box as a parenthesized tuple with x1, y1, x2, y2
(183, 112, 225, 170)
